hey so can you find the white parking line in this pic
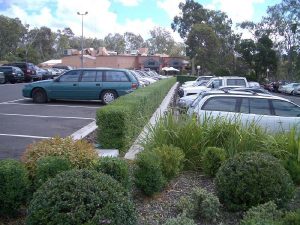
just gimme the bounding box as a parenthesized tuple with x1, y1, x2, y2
(0, 98, 27, 104)
(71, 121, 97, 140)
(0, 83, 24, 87)
(0, 113, 95, 120)
(0, 133, 50, 139)
(1, 102, 100, 109)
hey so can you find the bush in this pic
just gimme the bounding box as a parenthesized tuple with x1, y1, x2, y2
(177, 188, 220, 222)
(240, 201, 283, 225)
(22, 136, 98, 177)
(34, 156, 71, 189)
(134, 150, 166, 196)
(202, 147, 226, 177)
(176, 75, 197, 84)
(0, 159, 29, 216)
(282, 209, 300, 225)
(163, 214, 197, 225)
(96, 78, 176, 153)
(93, 157, 130, 190)
(26, 169, 137, 225)
(216, 152, 295, 211)
(153, 145, 185, 180)
(283, 157, 300, 185)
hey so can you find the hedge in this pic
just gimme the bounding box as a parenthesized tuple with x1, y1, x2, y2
(96, 78, 176, 153)
(176, 75, 197, 84)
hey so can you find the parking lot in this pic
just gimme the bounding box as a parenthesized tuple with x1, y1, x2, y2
(0, 83, 102, 159)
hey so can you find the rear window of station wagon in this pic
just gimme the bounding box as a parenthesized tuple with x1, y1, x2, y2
(201, 96, 300, 117)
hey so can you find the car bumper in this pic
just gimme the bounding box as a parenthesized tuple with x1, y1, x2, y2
(22, 86, 32, 98)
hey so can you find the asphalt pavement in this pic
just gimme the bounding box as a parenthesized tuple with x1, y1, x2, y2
(0, 83, 102, 159)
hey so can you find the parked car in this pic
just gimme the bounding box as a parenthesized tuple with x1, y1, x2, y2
(35, 66, 54, 80)
(181, 76, 214, 88)
(3, 62, 37, 82)
(188, 92, 300, 133)
(182, 76, 249, 97)
(0, 66, 24, 84)
(22, 68, 139, 104)
(278, 83, 300, 95)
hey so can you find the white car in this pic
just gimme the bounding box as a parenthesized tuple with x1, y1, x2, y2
(188, 92, 300, 133)
(279, 83, 300, 95)
(182, 76, 249, 97)
(182, 76, 214, 88)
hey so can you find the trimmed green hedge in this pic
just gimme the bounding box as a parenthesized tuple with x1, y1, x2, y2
(176, 75, 197, 84)
(96, 78, 176, 154)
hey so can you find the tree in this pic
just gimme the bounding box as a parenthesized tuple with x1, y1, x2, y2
(104, 33, 125, 53)
(168, 42, 186, 57)
(147, 27, 175, 55)
(123, 32, 144, 51)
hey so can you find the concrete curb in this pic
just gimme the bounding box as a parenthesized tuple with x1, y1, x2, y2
(124, 82, 178, 160)
(70, 121, 97, 140)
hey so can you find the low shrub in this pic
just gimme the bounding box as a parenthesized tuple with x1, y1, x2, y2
(282, 209, 300, 225)
(26, 169, 137, 225)
(240, 201, 283, 225)
(22, 136, 98, 177)
(134, 150, 166, 196)
(96, 78, 176, 153)
(202, 147, 226, 177)
(283, 157, 300, 185)
(177, 188, 220, 222)
(163, 214, 197, 225)
(93, 157, 130, 190)
(176, 75, 197, 84)
(216, 152, 295, 211)
(153, 145, 185, 180)
(34, 156, 71, 189)
(0, 159, 29, 216)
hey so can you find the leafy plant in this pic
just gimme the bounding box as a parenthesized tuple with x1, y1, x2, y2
(282, 209, 300, 225)
(93, 157, 130, 190)
(0, 159, 29, 216)
(216, 152, 295, 211)
(153, 145, 185, 180)
(26, 169, 137, 225)
(283, 157, 300, 185)
(134, 150, 166, 196)
(163, 214, 197, 225)
(34, 156, 71, 189)
(202, 147, 226, 177)
(22, 136, 98, 177)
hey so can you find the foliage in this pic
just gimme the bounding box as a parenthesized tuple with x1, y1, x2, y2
(215, 152, 295, 211)
(282, 209, 300, 225)
(93, 157, 130, 190)
(240, 201, 283, 225)
(284, 157, 300, 185)
(104, 33, 126, 53)
(22, 136, 98, 177)
(0, 159, 29, 216)
(202, 147, 226, 177)
(177, 188, 220, 222)
(134, 150, 166, 196)
(96, 78, 175, 154)
(163, 214, 197, 225)
(147, 27, 175, 55)
(124, 32, 144, 51)
(34, 156, 71, 189)
(153, 145, 185, 180)
(176, 75, 197, 84)
(26, 169, 137, 225)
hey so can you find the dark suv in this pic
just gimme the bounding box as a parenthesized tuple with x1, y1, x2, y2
(0, 66, 24, 84)
(3, 62, 37, 82)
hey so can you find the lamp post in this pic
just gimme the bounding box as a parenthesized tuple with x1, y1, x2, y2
(197, 65, 201, 76)
(77, 11, 88, 68)
(266, 68, 270, 80)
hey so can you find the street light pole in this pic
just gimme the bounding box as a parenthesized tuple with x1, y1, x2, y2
(77, 11, 88, 68)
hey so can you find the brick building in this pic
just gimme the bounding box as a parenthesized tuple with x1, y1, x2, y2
(61, 47, 187, 72)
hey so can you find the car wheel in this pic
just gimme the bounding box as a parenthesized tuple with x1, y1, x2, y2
(0, 78, 5, 84)
(10, 80, 16, 84)
(101, 90, 117, 105)
(32, 88, 47, 103)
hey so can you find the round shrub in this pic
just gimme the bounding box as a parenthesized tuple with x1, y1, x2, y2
(0, 159, 29, 216)
(26, 169, 137, 225)
(93, 157, 130, 190)
(216, 152, 295, 211)
(34, 156, 71, 189)
(202, 147, 226, 177)
(134, 150, 166, 196)
(153, 145, 185, 180)
(22, 136, 98, 177)
(163, 214, 197, 225)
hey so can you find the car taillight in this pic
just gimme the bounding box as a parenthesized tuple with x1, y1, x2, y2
(131, 83, 138, 89)
(27, 69, 31, 73)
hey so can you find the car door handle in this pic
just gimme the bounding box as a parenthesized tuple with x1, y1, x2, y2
(96, 83, 100, 86)
(73, 84, 77, 86)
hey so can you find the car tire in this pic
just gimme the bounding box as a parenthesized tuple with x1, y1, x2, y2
(101, 90, 117, 105)
(32, 88, 47, 103)
(0, 78, 5, 84)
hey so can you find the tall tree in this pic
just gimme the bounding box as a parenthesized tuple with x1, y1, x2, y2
(104, 33, 125, 53)
(123, 32, 144, 51)
(147, 27, 175, 55)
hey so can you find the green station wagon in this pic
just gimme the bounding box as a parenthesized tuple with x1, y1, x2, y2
(22, 68, 139, 104)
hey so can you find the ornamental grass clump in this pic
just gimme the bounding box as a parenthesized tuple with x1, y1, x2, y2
(26, 169, 137, 225)
(22, 136, 98, 177)
(216, 152, 295, 211)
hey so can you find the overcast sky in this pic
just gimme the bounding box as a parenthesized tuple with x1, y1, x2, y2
(0, 0, 281, 41)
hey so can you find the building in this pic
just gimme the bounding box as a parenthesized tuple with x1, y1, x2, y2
(61, 47, 187, 72)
